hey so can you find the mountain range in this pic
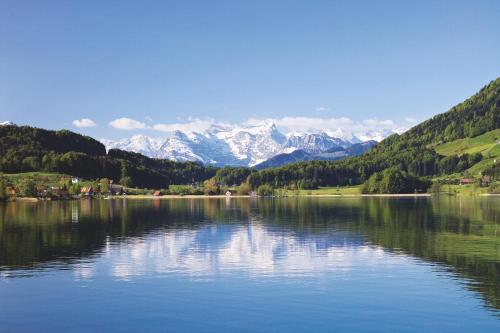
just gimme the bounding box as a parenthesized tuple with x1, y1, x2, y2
(0, 77, 498, 191)
(254, 141, 378, 169)
(101, 122, 395, 167)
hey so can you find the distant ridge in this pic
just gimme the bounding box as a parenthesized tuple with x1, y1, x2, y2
(101, 122, 390, 167)
(255, 141, 377, 169)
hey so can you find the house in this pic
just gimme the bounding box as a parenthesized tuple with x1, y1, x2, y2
(71, 177, 79, 184)
(36, 185, 47, 195)
(153, 190, 162, 197)
(36, 185, 51, 198)
(110, 185, 125, 196)
(459, 178, 474, 185)
(225, 190, 232, 196)
(51, 186, 70, 198)
(481, 175, 492, 186)
(80, 187, 94, 197)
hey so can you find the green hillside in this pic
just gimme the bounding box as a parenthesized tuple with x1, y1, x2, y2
(248, 77, 500, 193)
(0, 125, 216, 188)
(434, 129, 500, 157)
(434, 129, 500, 178)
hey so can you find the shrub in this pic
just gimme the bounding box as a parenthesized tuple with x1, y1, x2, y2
(203, 178, 220, 195)
(257, 184, 274, 196)
(119, 176, 133, 188)
(488, 182, 500, 194)
(18, 178, 37, 197)
(361, 168, 430, 194)
(168, 185, 202, 195)
(236, 182, 252, 195)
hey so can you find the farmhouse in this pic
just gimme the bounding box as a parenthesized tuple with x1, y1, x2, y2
(80, 187, 94, 197)
(459, 178, 474, 185)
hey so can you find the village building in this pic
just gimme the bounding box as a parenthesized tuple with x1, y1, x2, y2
(481, 175, 492, 186)
(36, 185, 49, 198)
(153, 190, 162, 197)
(50, 186, 70, 199)
(459, 178, 474, 185)
(80, 187, 94, 198)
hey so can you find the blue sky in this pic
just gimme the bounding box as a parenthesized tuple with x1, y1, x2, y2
(1, 0, 499, 139)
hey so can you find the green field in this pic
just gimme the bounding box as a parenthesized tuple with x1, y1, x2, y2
(437, 184, 490, 196)
(1, 172, 81, 186)
(434, 129, 500, 157)
(433, 129, 500, 177)
(282, 186, 361, 196)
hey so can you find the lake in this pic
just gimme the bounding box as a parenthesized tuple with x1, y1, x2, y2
(0, 197, 499, 332)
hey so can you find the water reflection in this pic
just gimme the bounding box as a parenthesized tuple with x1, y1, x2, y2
(100, 224, 390, 281)
(0, 197, 499, 312)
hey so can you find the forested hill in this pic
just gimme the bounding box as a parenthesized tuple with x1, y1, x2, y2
(0, 125, 106, 159)
(248, 77, 500, 189)
(0, 125, 216, 188)
(379, 77, 500, 149)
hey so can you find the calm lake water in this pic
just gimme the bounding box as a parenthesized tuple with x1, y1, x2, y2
(0, 197, 499, 332)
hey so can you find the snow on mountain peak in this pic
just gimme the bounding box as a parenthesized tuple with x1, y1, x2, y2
(101, 122, 394, 166)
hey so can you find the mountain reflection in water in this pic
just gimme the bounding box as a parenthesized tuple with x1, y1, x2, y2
(0, 197, 499, 320)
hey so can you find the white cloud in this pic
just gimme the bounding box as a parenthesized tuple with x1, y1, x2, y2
(72, 118, 96, 128)
(362, 119, 394, 127)
(274, 116, 354, 132)
(315, 106, 329, 112)
(152, 118, 215, 133)
(105, 114, 407, 139)
(109, 117, 146, 130)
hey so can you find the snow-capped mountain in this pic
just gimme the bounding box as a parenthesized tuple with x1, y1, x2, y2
(101, 135, 164, 157)
(101, 122, 396, 167)
(283, 132, 351, 154)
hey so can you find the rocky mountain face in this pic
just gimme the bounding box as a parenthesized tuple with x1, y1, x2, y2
(254, 141, 378, 169)
(101, 122, 392, 167)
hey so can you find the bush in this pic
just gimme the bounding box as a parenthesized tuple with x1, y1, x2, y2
(236, 182, 252, 195)
(488, 182, 500, 194)
(203, 178, 220, 195)
(168, 184, 202, 195)
(257, 184, 274, 196)
(361, 168, 430, 194)
(18, 178, 37, 197)
(119, 176, 133, 188)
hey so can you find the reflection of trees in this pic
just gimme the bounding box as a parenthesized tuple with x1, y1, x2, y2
(0, 197, 498, 310)
(354, 197, 500, 311)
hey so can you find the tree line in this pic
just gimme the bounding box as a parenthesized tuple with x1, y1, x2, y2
(0, 125, 216, 188)
(1, 77, 498, 194)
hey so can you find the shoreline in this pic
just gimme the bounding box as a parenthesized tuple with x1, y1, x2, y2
(95, 193, 433, 199)
(11, 193, 500, 201)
